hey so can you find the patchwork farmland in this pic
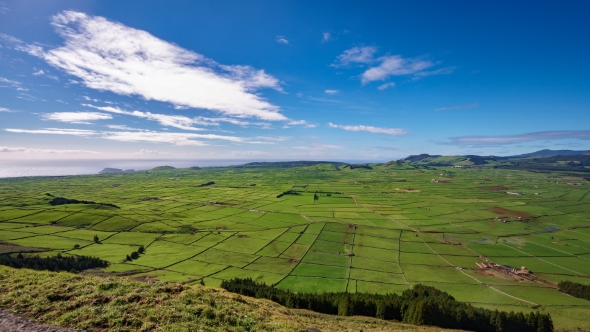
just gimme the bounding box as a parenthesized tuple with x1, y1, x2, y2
(1, 164, 589, 329)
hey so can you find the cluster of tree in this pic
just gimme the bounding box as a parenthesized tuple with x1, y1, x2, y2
(221, 278, 553, 332)
(345, 164, 373, 169)
(276, 190, 301, 198)
(558, 281, 590, 301)
(314, 194, 319, 201)
(0, 253, 108, 272)
(125, 246, 145, 261)
(198, 181, 215, 187)
(48, 196, 119, 208)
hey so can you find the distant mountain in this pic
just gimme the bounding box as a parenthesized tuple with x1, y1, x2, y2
(397, 149, 590, 174)
(151, 166, 176, 171)
(98, 168, 135, 174)
(231, 161, 348, 168)
(507, 149, 590, 158)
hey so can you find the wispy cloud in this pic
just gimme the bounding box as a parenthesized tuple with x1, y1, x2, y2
(23, 11, 285, 121)
(0, 107, 16, 112)
(134, 149, 172, 156)
(43, 112, 112, 124)
(276, 36, 289, 44)
(106, 124, 142, 131)
(322, 32, 331, 42)
(333, 47, 454, 84)
(0, 146, 99, 154)
(362, 55, 434, 84)
(378, 82, 395, 90)
(6, 128, 96, 136)
(449, 130, 590, 146)
(6, 127, 247, 146)
(324, 89, 339, 95)
(332, 46, 377, 67)
(102, 131, 242, 146)
(328, 122, 407, 135)
(285, 119, 316, 128)
(83, 103, 294, 130)
(434, 103, 478, 111)
(0, 76, 22, 89)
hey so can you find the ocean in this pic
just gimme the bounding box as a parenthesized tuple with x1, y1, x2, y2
(0, 159, 250, 178)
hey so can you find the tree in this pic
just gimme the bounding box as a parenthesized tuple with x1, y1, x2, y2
(73, 244, 80, 249)
(93, 235, 99, 243)
(138, 245, 145, 254)
(130, 251, 139, 260)
(125, 255, 131, 261)
(200, 279, 205, 286)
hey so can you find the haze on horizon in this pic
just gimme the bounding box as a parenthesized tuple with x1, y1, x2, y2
(1, 1, 589, 162)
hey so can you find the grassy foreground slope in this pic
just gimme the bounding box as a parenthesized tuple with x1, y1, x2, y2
(1, 163, 589, 329)
(0, 266, 457, 332)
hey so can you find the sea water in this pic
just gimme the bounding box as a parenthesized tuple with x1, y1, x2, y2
(0, 159, 250, 178)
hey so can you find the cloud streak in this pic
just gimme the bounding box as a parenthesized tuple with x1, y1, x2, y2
(25, 11, 286, 120)
(332, 46, 377, 67)
(276, 36, 289, 44)
(43, 112, 112, 124)
(449, 130, 590, 146)
(328, 122, 407, 135)
(0, 146, 99, 154)
(333, 47, 454, 84)
(5, 127, 258, 147)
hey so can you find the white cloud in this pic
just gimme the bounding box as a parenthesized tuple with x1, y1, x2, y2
(328, 122, 407, 135)
(134, 149, 171, 156)
(33, 70, 45, 76)
(43, 111, 112, 124)
(332, 46, 377, 67)
(378, 82, 396, 90)
(324, 89, 339, 95)
(102, 131, 222, 146)
(449, 130, 590, 146)
(286, 119, 316, 128)
(0, 146, 99, 154)
(6, 127, 246, 147)
(361, 55, 434, 84)
(106, 124, 141, 130)
(412, 67, 455, 80)
(322, 32, 331, 42)
(83, 104, 204, 131)
(276, 36, 289, 44)
(255, 136, 290, 142)
(5, 128, 96, 136)
(82, 96, 99, 102)
(0, 107, 16, 112)
(26, 11, 285, 121)
(0, 76, 21, 89)
(332, 47, 454, 84)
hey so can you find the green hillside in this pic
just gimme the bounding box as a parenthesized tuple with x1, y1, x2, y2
(0, 164, 589, 329)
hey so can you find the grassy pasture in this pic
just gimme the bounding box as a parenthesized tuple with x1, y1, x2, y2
(0, 165, 589, 329)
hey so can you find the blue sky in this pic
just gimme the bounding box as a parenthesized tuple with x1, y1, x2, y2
(1, 0, 589, 162)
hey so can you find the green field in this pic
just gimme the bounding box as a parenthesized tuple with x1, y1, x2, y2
(0, 163, 589, 329)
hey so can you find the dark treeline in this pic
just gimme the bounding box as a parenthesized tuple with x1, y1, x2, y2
(276, 190, 301, 198)
(0, 253, 108, 272)
(198, 181, 215, 187)
(49, 196, 119, 208)
(558, 281, 590, 301)
(221, 278, 553, 332)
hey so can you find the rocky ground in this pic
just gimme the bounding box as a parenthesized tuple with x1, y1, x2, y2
(0, 309, 79, 332)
